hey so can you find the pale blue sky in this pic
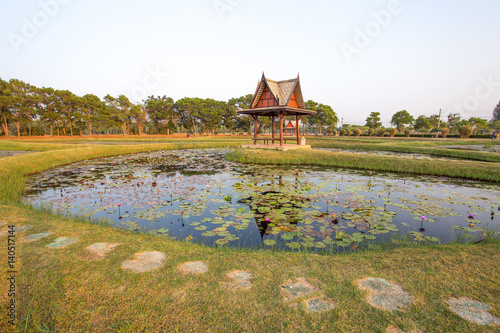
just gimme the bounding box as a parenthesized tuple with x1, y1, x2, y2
(1, 0, 499, 126)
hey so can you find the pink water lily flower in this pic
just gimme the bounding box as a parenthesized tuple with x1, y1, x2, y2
(264, 218, 270, 222)
(420, 216, 427, 220)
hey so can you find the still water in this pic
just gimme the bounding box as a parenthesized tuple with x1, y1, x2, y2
(24, 149, 500, 251)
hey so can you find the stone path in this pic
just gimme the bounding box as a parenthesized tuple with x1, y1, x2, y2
(16, 228, 500, 326)
(121, 251, 166, 273)
(222, 270, 253, 290)
(0, 224, 31, 236)
(23, 232, 52, 243)
(177, 261, 209, 275)
(357, 277, 413, 311)
(47, 237, 78, 248)
(85, 242, 120, 259)
(447, 297, 500, 325)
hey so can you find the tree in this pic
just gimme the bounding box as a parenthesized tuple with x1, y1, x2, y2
(116, 95, 132, 135)
(468, 117, 487, 134)
(493, 100, 500, 121)
(391, 110, 414, 132)
(305, 100, 338, 135)
(365, 112, 382, 129)
(228, 94, 253, 134)
(0, 79, 15, 136)
(144, 95, 175, 134)
(82, 94, 103, 136)
(447, 113, 461, 133)
(57, 90, 79, 136)
(414, 115, 431, 132)
(130, 103, 148, 135)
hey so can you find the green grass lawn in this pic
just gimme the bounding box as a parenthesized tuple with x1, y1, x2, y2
(0, 136, 499, 332)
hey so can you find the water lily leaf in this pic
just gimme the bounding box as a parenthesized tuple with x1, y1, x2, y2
(263, 239, 276, 246)
(201, 231, 216, 237)
(194, 226, 207, 231)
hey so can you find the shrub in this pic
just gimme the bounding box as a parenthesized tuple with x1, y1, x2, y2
(331, 130, 338, 136)
(340, 129, 346, 136)
(345, 129, 352, 136)
(353, 128, 362, 136)
(441, 127, 449, 138)
(458, 125, 473, 139)
(404, 129, 411, 138)
(368, 128, 375, 136)
(388, 128, 397, 137)
(377, 129, 386, 137)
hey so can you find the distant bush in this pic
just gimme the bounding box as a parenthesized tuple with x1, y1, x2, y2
(377, 129, 386, 137)
(441, 127, 449, 138)
(458, 125, 473, 139)
(340, 129, 346, 136)
(353, 128, 362, 136)
(388, 128, 397, 137)
(345, 129, 352, 136)
(404, 129, 411, 138)
(368, 128, 375, 136)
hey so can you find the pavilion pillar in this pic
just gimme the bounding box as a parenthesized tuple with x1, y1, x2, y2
(296, 115, 303, 145)
(279, 113, 284, 146)
(272, 116, 275, 144)
(252, 115, 258, 145)
(296, 114, 299, 145)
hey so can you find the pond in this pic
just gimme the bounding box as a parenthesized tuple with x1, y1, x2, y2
(23, 149, 500, 252)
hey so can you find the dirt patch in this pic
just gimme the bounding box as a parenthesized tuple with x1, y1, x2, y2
(447, 297, 500, 325)
(222, 270, 253, 290)
(357, 277, 413, 311)
(121, 251, 166, 273)
(23, 232, 51, 243)
(47, 237, 78, 248)
(177, 261, 209, 275)
(85, 242, 120, 259)
(303, 296, 336, 313)
(281, 278, 320, 302)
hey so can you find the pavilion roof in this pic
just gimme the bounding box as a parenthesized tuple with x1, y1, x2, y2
(250, 73, 306, 109)
(238, 73, 316, 117)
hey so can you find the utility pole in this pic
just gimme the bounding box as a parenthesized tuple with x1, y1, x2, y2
(436, 108, 441, 138)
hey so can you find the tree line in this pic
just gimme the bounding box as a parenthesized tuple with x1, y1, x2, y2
(2, 77, 498, 138)
(0, 78, 339, 137)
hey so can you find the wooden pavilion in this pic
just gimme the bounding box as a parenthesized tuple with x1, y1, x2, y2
(238, 73, 316, 150)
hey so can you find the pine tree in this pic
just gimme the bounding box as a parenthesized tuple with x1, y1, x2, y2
(493, 100, 500, 121)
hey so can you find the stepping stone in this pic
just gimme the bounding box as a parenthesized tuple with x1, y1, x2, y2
(85, 242, 119, 259)
(222, 270, 253, 290)
(0, 225, 32, 236)
(357, 277, 413, 311)
(177, 261, 209, 275)
(121, 251, 166, 273)
(23, 232, 52, 243)
(281, 278, 319, 302)
(446, 297, 500, 325)
(47, 237, 78, 248)
(303, 296, 336, 313)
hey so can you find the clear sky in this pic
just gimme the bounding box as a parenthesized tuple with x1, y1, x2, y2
(1, 0, 499, 126)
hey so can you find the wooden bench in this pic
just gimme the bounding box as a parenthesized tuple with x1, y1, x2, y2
(253, 138, 275, 145)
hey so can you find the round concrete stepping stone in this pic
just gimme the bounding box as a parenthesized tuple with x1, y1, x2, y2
(177, 261, 209, 275)
(303, 296, 336, 313)
(357, 277, 413, 311)
(0, 225, 32, 236)
(85, 242, 120, 259)
(47, 237, 78, 248)
(281, 278, 319, 302)
(121, 251, 166, 273)
(222, 270, 253, 290)
(23, 232, 51, 243)
(447, 297, 500, 325)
